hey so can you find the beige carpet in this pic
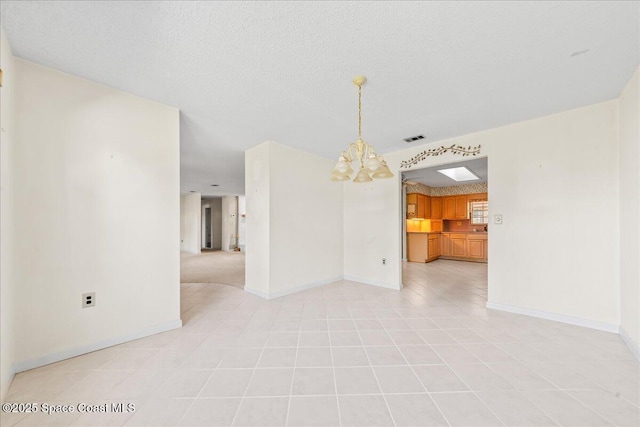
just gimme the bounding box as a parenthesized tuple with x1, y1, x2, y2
(180, 250, 245, 288)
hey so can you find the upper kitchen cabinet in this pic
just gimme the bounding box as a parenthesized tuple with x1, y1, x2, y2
(407, 193, 430, 219)
(430, 197, 442, 219)
(443, 195, 468, 220)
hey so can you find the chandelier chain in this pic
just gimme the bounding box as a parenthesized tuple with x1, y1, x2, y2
(358, 83, 362, 139)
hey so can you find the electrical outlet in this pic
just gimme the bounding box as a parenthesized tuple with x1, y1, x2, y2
(494, 214, 503, 224)
(82, 292, 95, 308)
(382, 258, 387, 265)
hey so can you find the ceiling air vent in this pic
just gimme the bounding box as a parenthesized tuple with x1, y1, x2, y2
(403, 135, 425, 143)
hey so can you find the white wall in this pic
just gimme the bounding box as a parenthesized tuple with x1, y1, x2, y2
(343, 174, 403, 289)
(345, 100, 620, 328)
(0, 29, 16, 402)
(245, 141, 344, 298)
(246, 143, 271, 295)
(619, 67, 640, 356)
(180, 192, 201, 254)
(12, 59, 181, 373)
(221, 195, 237, 251)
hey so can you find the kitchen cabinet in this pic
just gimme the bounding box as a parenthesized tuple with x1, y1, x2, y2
(454, 196, 468, 219)
(450, 233, 467, 257)
(441, 233, 451, 256)
(427, 234, 440, 260)
(443, 195, 468, 220)
(430, 197, 442, 219)
(466, 234, 487, 260)
(407, 232, 440, 262)
(443, 197, 455, 220)
(468, 193, 488, 201)
(406, 193, 418, 218)
(423, 195, 431, 218)
(440, 232, 487, 263)
(406, 193, 429, 219)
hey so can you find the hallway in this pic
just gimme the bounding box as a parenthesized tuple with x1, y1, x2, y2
(1, 260, 637, 426)
(180, 250, 245, 289)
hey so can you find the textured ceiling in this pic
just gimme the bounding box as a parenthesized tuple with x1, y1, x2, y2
(403, 158, 488, 188)
(1, 1, 638, 196)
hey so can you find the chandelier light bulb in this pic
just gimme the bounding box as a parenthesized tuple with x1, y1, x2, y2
(336, 159, 350, 174)
(353, 167, 373, 183)
(365, 154, 381, 171)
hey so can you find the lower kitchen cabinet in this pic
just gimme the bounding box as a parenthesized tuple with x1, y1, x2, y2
(450, 234, 467, 257)
(440, 232, 487, 263)
(427, 234, 440, 260)
(407, 233, 440, 263)
(466, 235, 486, 260)
(441, 233, 451, 256)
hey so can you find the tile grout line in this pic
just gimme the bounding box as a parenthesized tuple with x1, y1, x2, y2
(475, 337, 612, 426)
(471, 344, 567, 426)
(379, 313, 452, 427)
(283, 309, 303, 427)
(174, 358, 222, 427)
(457, 339, 571, 427)
(227, 314, 273, 427)
(327, 321, 343, 427)
(404, 312, 508, 426)
(350, 308, 398, 427)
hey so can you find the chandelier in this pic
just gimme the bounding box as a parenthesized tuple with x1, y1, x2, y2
(331, 76, 394, 182)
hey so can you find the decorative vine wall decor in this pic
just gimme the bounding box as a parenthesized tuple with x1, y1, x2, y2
(400, 144, 481, 169)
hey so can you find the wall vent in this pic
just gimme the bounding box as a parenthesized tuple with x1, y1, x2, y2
(403, 135, 425, 143)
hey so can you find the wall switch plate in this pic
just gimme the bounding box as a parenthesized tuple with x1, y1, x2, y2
(494, 214, 503, 224)
(82, 292, 95, 308)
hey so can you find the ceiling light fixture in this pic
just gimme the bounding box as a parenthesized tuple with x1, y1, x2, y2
(331, 76, 393, 182)
(437, 166, 479, 182)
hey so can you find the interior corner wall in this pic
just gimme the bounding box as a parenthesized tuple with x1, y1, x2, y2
(180, 192, 201, 254)
(245, 143, 271, 296)
(12, 59, 181, 374)
(343, 176, 403, 289)
(0, 29, 17, 402)
(618, 66, 640, 355)
(346, 100, 620, 328)
(268, 142, 344, 296)
(245, 141, 344, 298)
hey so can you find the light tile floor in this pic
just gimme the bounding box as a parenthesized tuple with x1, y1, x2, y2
(2, 260, 638, 426)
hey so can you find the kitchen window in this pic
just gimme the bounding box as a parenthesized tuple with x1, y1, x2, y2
(470, 200, 488, 225)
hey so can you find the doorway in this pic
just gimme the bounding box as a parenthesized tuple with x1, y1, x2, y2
(204, 207, 212, 249)
(401, 157, 489, 292)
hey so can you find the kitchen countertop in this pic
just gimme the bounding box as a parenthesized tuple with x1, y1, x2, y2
(407, 231, 489, 234)
(442, 231, 488, 234)
(443, 231, 489, 234)
(407, 231, 489, 235)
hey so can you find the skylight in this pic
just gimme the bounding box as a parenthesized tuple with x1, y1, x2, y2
(437, 166, 479, 182)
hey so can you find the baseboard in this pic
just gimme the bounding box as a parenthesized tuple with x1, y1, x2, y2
(12, 319, 182, 374)
(245, 276, 344, 299)
(619, 327, 640, 361)
(1, 368, 15, 403)
(244, 286, 269, 299)
(343, 275, 402, 290)
(486, 302, 619, 333)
